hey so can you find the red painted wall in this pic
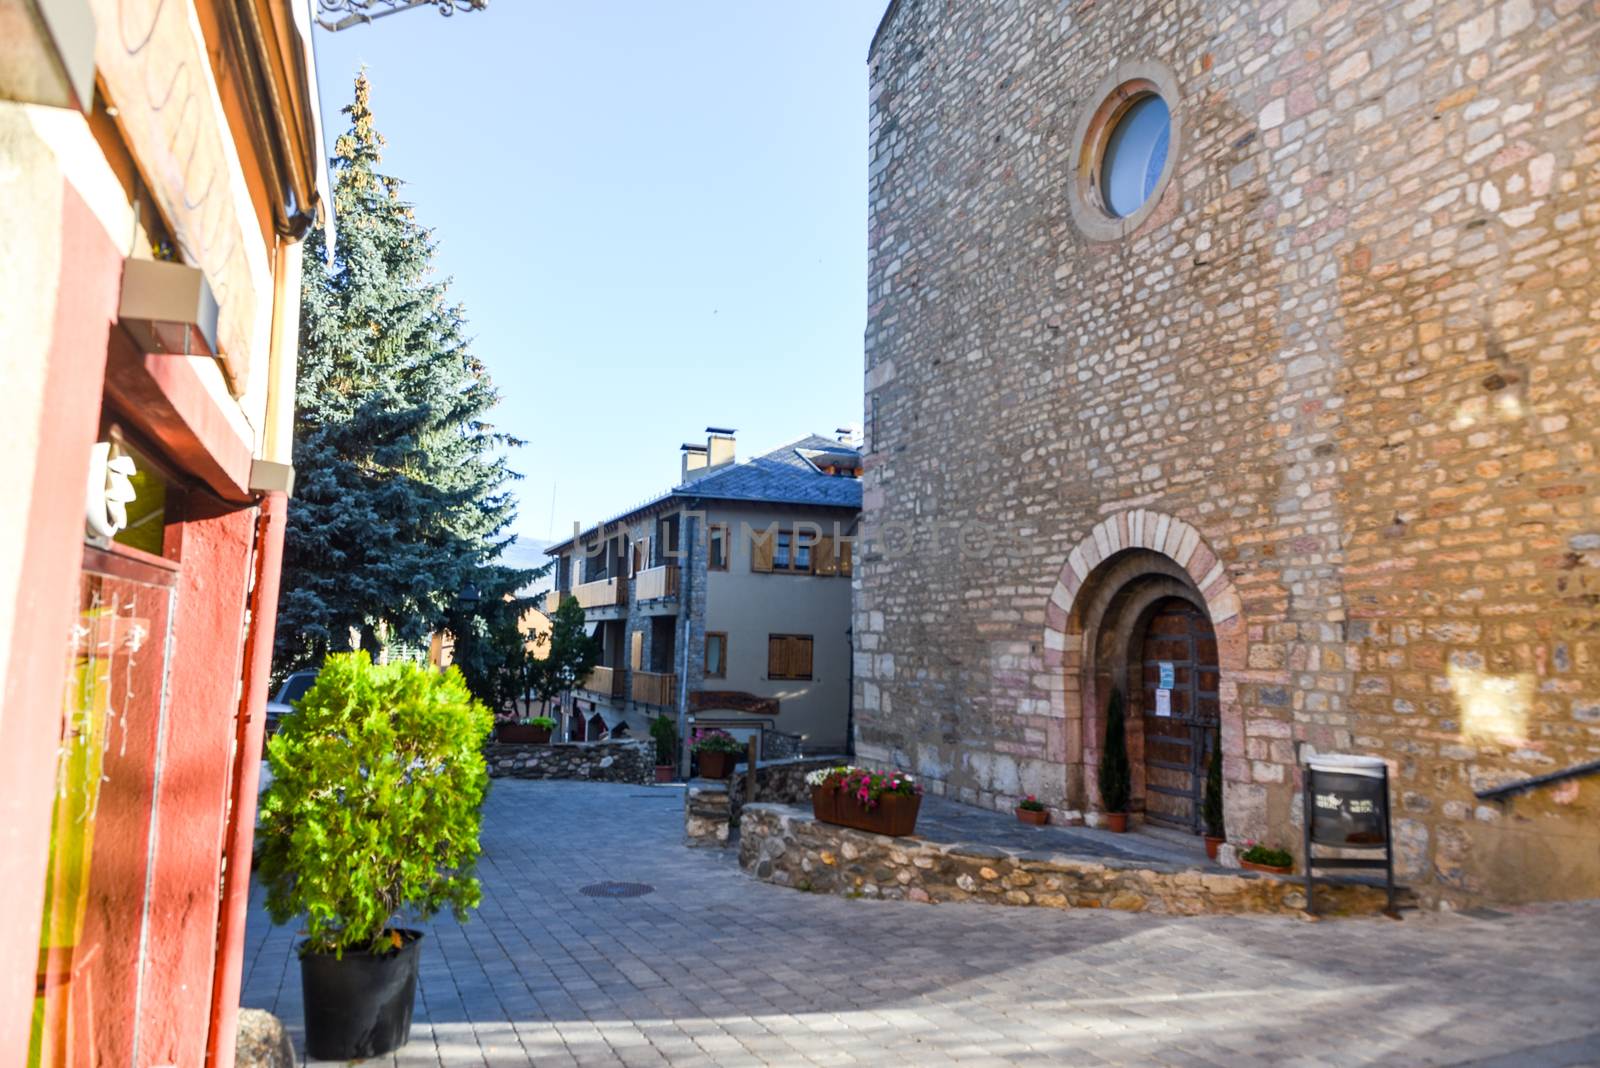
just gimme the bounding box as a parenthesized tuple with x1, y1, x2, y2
(134, 500, 255, 1067)
(0, 181, 119, 1055)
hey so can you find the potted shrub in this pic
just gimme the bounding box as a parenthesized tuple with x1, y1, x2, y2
(692, 728, 741, 779)
(495, 715, 555, 744)
(1202, 734, 1225, 860)
(651, 715, 678, 783)
(256, 653, 492, 1060)
(809, 767, 922, 836)
(1098, 687, 1132, 832)
(1240, 842, 1294, 875)
(1015, 794, 1049, 826)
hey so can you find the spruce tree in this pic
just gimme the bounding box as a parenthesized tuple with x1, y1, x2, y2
(277, 72, 527, 671)
(1098, 687, 1132, 814)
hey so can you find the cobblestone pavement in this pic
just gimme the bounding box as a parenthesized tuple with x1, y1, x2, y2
(242, 780, 1600, 1067)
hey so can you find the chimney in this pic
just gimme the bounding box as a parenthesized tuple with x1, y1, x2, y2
(706, 426, 736, 470)
(680, 443, 709, 483)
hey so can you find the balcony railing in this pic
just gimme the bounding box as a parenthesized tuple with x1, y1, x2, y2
(581, 665, 625, 700)
(633, 564, 679, 602)
(541, 589, 561, 614)
(550, 576, 626, 612)
(631, 670, 677, 707)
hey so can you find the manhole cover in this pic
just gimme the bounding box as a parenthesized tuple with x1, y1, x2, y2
(580, 881, 655, 899)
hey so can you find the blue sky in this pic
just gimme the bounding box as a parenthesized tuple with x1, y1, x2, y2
(309, 2, 883, 561)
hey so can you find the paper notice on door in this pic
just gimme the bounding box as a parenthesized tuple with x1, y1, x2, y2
(1158, 661, 1175, 689)
(1154, 688, 1172, 717)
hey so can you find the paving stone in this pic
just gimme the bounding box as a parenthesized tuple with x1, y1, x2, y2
(245, 780, 1600, 1066)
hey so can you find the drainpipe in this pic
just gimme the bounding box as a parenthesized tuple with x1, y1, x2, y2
(206, 237, 300, 1065)
(205, 491, 286, 1067)
(676, 512, 695, 778)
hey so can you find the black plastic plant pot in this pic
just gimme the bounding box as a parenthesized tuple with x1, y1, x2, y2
(299, 929, 422, 1060)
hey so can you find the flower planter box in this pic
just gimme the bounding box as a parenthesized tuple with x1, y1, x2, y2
(1103, 812, 1128, 833)
(1204, 835, 1225, 861)
(1015, 807, 1049, 826)
(495, 723, 550, 745)
(811, 788, 921, 838)
(1240, 858, 1293, 876)
(654, 765, 675, 784)
(697, 750, 735, 780)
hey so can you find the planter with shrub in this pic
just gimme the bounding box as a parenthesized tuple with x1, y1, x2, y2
(1239, 842, 1294, 875)
(651, 715, 678, 782)
(256, 653, 492, 1060)
(1015, 795, 1049, 826)
(495, 715, 554, 744)
(806, 766, 922, 837)
(1203, 733, 1225, 860)
(691, 728, 741, 779)
(1098, 688, 1132, 832)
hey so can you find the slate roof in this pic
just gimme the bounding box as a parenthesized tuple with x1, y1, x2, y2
(547, 435, 861, 553)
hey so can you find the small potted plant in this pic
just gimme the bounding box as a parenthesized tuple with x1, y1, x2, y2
(818, 767, 923, 836)
(650, 715, 678, 783)
(691, 728, 741, 779)
(1202, 734, 1225, 860)
(1098, 687, 1132, 832)
(256, 653, 491, 1059)
(495, 715, 555, 744)
(1239, 842, 1294, 875)
(1015, 795, 1049, 826)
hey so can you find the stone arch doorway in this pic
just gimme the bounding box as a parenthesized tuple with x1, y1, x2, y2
(1039, 510, 1254, 841)
(1135, 597, 1220, 832)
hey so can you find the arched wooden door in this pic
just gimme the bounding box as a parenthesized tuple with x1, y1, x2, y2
(1139, 597, 1220, 832)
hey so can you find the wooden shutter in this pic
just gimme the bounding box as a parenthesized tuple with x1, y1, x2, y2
(793, 637, 813, 679)
(751, 529, 775, 572)
(767, 635, 786, 677)
(630, 631, 643, 670)
(838, 538, 853, 576)
(813, 535, 837, 576)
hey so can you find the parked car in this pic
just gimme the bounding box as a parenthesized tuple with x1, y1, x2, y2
(265, 670, 318, 736)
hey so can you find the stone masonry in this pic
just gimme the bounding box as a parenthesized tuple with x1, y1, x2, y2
(484, 739, 655, 784)
(738, 803, 1395, 917)
(858, 0, 1600, 905)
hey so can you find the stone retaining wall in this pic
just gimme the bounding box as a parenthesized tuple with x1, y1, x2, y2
(684, 780, 731, 847)
(739, 803, 1395, 917)
(485, 739, 654, 784)
(727, 756, 847, 823)
(683, 757, 848, 846)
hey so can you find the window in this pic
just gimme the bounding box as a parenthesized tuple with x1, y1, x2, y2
(767, 634, 813, 681)
(1100, 94, 1170, 217)
(705, 632, 727, 678)
(1067, 64, 1181, 241)
(752, 528, 813, 574)
(708, 524, 728, 570)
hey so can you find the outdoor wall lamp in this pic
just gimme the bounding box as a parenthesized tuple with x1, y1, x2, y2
(118, 258, 220, 359)
(0, 0, 96, 111)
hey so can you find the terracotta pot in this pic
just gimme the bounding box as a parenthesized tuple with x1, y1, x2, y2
(1240, 858, 1293, 876)
(654, 765, 674, 784)
(495, 723, 551, 745)
(1103, 812, 1128, 833)
(817, 791, 921, 838)
(697, 749, 735, 779)
(1015, 807, 1049, 826)
(1204, 835, 1225, 861)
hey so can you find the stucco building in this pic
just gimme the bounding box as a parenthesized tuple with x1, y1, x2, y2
(545, 429, 860, 759)
(856, 0, 1599, 905)
(1, 0, 325, 1060)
